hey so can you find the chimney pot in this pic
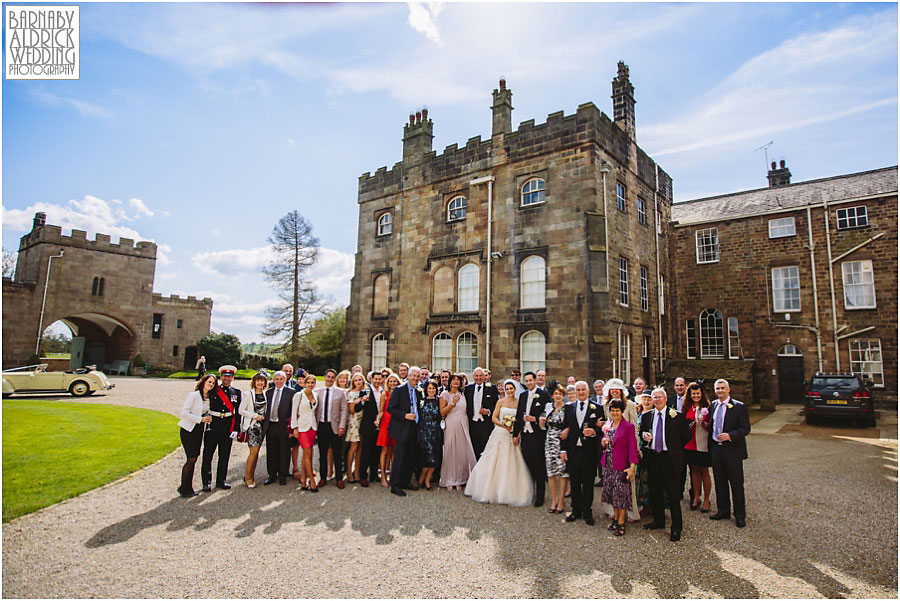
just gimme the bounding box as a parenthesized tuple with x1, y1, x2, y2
(779, 159, 785, 169)
(771, 161, 776, 170)
(409, 113, 415, 125)
(499, 78, 506, 90)
(33, 212, 47, 228)
(416, 111, 422, 123)
(422, 107, 428, 120)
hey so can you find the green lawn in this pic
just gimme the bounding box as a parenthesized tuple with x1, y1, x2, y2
(2, 400, 179, 522)
(166, 370, 323, 382)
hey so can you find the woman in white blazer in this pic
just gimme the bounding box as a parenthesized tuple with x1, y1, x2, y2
(239, 372, 269, 488)
(291, 373, 319, 491)
(177, 374, 216, 497)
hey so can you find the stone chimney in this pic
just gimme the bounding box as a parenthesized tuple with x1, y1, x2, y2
(767, 159, 792, 188)
(402, 108, 434, 166)
(32, 212, 47, 229)
(491, 78, 513, 136)
(611, 61, 636, 141)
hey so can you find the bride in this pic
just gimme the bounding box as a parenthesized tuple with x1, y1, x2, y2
(464, 380, 534, 506)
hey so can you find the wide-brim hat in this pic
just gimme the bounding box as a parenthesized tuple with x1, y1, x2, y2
(602, 378, 629, 399)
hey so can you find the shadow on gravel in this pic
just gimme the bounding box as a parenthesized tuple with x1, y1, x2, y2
(84, 436, 897, 599)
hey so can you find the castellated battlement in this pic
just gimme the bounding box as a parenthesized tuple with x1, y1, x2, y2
(18, 216, 157, 259)
(152, 293, 214, 307)
(357, 96, 668, 202)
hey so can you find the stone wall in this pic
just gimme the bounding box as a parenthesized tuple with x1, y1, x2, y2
(669, 182, 897, 405)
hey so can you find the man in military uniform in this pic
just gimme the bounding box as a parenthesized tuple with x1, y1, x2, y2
(201, 365, 242, 491)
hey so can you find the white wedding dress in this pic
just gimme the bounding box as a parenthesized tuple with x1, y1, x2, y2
(464, 406, 534, 506)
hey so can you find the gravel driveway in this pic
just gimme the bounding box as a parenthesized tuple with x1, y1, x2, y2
(3, 377, 897, 598)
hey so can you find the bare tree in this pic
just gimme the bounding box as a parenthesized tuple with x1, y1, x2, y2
(2, 249, 16, 279)
(261, 211, 321, 359)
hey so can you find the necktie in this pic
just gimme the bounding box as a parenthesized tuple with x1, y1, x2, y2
(324, 388, 330, 422)
(579, 401, 584, 413)
(409, 386, 419, 423)
(477, 385, 481, 393)
(271, 388, 281, 422)
(714, 402, 726, 440)
(653, 410, 663, 452)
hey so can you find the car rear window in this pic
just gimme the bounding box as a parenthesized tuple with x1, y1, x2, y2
(811, 377, 860, 391)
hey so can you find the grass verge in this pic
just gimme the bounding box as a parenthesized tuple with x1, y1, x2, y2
(2, 400, 178, 522)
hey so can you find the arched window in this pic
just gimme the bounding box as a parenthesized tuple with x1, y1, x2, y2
(447, 196, 466, 222)
(91, 277, 99, 296)
(377, 212, 392, 236)
(778, 344, 802, 356)
(457, 263, 479, 312)
(432, 266, 454, 314)
(457, 332, 478, 375)
(520, 255, 545, 309)
(699, 309, 724, 358)
(373, 274, 389, 317)
(371, 334, 387, 371)
(432, 333, 452, 371)
(521, 178, 545, 206)
(98, 277, 105, 297)
(520, 330, 546, 374)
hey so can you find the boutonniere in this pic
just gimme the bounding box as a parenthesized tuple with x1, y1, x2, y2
(668, 408, 677, 419)
(416, 386, 423, 394)
(485, 383, 492, 388)
(726, 403, 733, 409)
(418, 399, 424, 408)
(589, 403, 596, 411)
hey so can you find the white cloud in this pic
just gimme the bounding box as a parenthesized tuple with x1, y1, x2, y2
(642, 11, 898, 158)
(287, 138, 296, 146)
(2, 195, 169, 261)
(191, 245, 274, 276)
(128, 197, 154, 218)
(407, 2, 443, 45)
(29, 88, 113, 118)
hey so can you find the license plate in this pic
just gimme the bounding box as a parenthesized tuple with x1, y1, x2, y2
(826, 399, 848, 405)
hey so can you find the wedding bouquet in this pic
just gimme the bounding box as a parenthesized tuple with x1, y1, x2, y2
(500, 415, 515, 429)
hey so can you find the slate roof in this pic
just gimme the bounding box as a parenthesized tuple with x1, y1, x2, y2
(671, 166, 898, 226)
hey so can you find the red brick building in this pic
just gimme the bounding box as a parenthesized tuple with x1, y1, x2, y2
(668, 163, 897, 406)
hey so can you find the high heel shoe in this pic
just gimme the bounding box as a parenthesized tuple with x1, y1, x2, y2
(700, 502, 711, 513)
(690, 500, 700, 511)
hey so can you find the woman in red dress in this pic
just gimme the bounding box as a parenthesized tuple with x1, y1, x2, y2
(375, 373, 400, 487)
(683, 381, 712, 512)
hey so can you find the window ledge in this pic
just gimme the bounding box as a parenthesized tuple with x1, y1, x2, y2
(517, 307, 546, 314)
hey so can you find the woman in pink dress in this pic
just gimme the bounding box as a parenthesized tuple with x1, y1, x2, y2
(439, 373, 476, 491)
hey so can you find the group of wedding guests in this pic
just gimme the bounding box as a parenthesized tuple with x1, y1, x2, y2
(178, 363, 751, 542)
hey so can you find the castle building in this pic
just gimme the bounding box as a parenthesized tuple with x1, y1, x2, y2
(668, 163, 898, 404)
(2, 213, 212, 371)
(342, 63, 673, 384)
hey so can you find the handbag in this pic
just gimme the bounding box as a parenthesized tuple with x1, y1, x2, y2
(236, 431, 248, 443)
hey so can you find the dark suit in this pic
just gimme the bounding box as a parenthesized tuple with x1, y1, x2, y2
(356, 385, 381, 483)
(561, 399, 603, 519)
(640, 407, 691, 534)
(387, 382, 422, 489)
(465, 382, 499, 459)
(666, 392, 690, 498)
(514, 386, 551, 504)
(708, 398, 751, 520)
(263, 385, 295, 482)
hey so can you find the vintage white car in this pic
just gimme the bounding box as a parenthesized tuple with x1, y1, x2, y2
(2, 364, 115, 397)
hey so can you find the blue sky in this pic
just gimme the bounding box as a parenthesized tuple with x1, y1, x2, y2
(3, 2, 897, 343)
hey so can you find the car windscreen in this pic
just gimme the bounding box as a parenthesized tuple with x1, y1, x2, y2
(811, 378, 860, 391)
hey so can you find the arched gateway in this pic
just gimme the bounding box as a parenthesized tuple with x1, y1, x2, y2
(2, 213, 212, 371)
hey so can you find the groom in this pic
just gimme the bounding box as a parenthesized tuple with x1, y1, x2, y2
(387, 366, 423, 496)
(513, 371, 550, 507)
(465, 367, 499, 459)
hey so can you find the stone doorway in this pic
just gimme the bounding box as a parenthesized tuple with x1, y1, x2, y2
(777, 344, 805, 404)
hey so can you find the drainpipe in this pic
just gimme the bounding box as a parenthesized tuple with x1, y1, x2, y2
(822, 199, 840, 370)
(600, 163, 612, 376)
(654, 165, 663, 379)
(470, 175, 495, 370)
(36, 250, 65, 356)
(806, 207, 824, 372)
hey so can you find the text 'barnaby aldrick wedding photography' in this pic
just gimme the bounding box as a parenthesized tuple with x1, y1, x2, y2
(4, 5, 79, 79)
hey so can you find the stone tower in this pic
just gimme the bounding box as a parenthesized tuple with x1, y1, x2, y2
(611, 61, 636, 141)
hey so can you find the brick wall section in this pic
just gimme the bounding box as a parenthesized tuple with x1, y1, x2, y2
(669, 169, 898, 406)
(2, 222, 212, 371)
(344, 71, 672, 385)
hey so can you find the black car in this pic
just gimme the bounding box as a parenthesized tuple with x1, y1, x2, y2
(804, 373, 875, 427)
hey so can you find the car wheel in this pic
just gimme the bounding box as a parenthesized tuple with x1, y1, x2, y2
(69, 381, 90, 397)
(863, 415, 876, 428)
(805, 413, 819, 425)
